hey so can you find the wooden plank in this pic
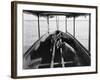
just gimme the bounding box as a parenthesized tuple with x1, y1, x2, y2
(51, 43, 56, 68)
(60, 47, 65, 67)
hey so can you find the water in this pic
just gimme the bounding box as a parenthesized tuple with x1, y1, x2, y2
(23, 20, 89, 54)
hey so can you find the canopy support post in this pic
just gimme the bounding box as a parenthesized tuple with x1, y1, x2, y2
(37, 14, 40, 38)
(73, 16, 75, 37)
(56, 16, 59, 30)
(47, 15, 49, 33)
(88, 14, 91, 52)
(65, 16, 67, 33)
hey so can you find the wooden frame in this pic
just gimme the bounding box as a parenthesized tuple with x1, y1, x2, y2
(11, 1, 98, 79)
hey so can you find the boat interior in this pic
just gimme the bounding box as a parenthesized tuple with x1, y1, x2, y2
(23, 10, 91, 69)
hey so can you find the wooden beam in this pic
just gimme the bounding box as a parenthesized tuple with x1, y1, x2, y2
(60, 39, 65, 67)
(51, 43, 56, 68)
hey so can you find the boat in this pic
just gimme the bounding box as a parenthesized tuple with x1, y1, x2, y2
(23, 30, 90, 69)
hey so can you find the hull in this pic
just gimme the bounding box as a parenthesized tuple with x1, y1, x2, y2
(23, 30, 90, 69)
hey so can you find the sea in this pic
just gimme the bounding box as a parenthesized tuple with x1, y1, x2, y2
(23, 14, 89, 54)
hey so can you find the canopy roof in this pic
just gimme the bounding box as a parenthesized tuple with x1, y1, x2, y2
(23, 10, 89, 18)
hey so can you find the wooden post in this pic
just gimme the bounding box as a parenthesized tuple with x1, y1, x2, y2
(56, 16, 59, 30)
(65, 16, 67, 33)
(58, 16, 59, 30)
(88, 14, 91, 52)
(73, 16, 75, 37)
(47, 15, 49, 33)
(37, 14, 40, 38)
